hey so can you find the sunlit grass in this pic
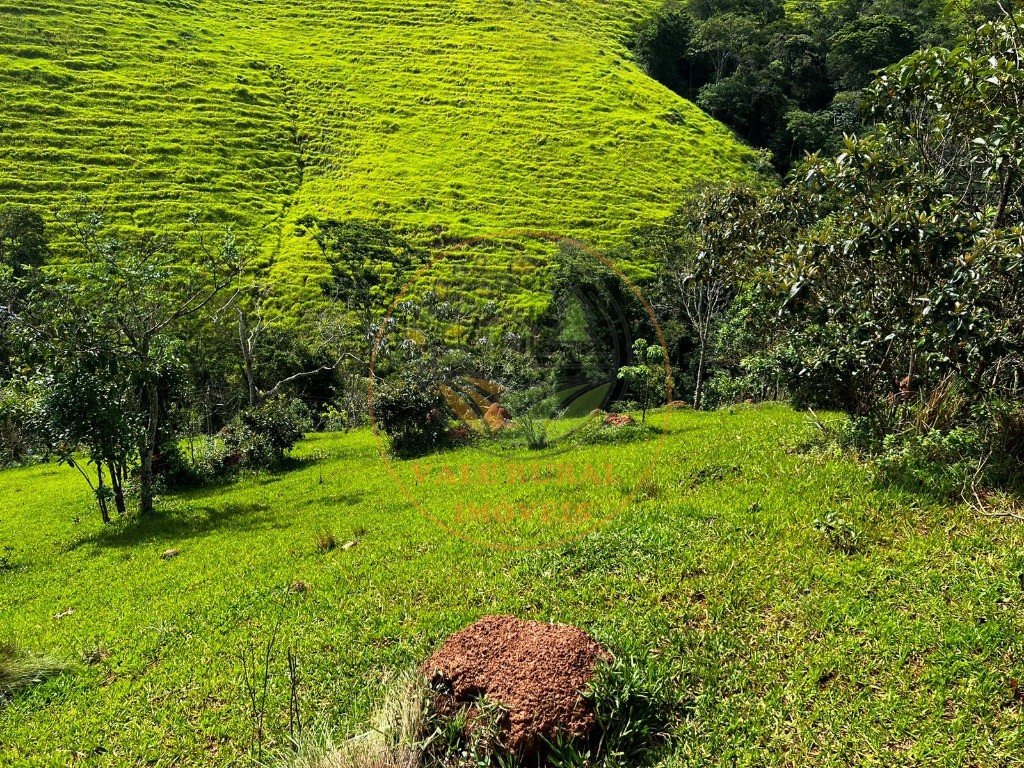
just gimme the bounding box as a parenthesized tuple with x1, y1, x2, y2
(0, 0, 758, 318)
(2, 405, 1023, 765)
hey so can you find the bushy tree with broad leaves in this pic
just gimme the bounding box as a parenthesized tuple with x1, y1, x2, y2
(710, 11, 1024, 443)
(617, 339, 670, 422)
(11, 205, 244, 520)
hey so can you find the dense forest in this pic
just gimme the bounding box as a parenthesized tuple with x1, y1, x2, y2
(631, 0, 1006, 169)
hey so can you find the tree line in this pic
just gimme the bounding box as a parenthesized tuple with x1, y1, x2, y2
(630, 0, 1005, 171)
(635, 10, 1024, 495)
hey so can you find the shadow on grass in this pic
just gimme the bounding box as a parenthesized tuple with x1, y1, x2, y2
(165, 452, 321, 493)
(65, 501, 273, 551)
(65, 453, 371, 552)
(871, 467, 1024, 512)
(287, 491, 367, 511)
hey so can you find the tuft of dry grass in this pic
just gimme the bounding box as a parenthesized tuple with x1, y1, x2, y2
(283, 674, 428, 768)
(0, 641, 67, 703)
(314, 529, 338, 553)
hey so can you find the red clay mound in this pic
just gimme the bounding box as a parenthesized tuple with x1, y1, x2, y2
(604, 413, 636, 427)
(421, 615, 611, 759)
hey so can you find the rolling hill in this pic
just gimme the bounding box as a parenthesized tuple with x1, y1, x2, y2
(0, 0, 757, 309)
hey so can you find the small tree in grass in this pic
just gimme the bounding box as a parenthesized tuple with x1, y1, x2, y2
(617, 339, 668, 422)
(12, 205, 244, 520)
(35, 358, 141, 522)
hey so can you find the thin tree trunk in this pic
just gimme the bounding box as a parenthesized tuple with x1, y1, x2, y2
(239, 309, 259, 407)
(995, 167, 1013, 228)
(140, 380, 159, 516)
(108, 461, 126, 517)
(96, 463, 110, 524)
(694, 342, 708, 410)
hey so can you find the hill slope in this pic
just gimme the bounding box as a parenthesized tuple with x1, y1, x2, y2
(0, 0, 757, 306)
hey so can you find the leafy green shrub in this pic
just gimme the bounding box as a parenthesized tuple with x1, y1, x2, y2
(874, 426, 986, 499)
(175, 436, 234, 485)
(503, 386, 561, 420)
(701, 355, 780, 409)
(223, 397, 311, 469)
(159, 398, 312, 487)
(322, 403, 350, 432)
(519, 416, 549, 450)
(153, 437, 194, 489)
(575, 654, 678, 766)
(0, 384, 36, 466)
(372, 377, 451, 459)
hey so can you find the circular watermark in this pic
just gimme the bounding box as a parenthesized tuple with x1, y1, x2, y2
(369, 230, 672, 550)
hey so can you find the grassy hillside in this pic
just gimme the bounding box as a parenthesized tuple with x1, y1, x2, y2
(0, 0, 758, 310)
(2, 406, 1024, 766)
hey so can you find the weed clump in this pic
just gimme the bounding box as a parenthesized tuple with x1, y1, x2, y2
(813, 510, 864, 554)
(315, 529, 337, 553)
(0, 642, 67, 704)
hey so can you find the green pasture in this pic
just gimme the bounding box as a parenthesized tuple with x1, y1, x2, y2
(2, 405, 1022, 766)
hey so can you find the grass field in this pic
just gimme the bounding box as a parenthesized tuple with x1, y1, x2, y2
(2, 405, 1023, 766)
(0, 0, 758, 312)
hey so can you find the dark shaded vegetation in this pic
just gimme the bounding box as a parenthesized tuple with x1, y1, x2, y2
(629, 0, 1003, 171)
(636, 10, 1024, 498)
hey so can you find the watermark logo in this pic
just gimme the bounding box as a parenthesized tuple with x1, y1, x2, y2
(369, 231, 671, 549)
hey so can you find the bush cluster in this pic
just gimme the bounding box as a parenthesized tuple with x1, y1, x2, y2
(372, 377, 453, 459)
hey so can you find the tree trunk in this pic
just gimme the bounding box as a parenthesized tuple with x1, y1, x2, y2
(139, 379, 159, 516)
(694, 343, 708, 411)
(995, 167, 1013, 228)
(108, 461, 126, 517)
(96, 463, 110, 524)
(239, 309, 259, 407)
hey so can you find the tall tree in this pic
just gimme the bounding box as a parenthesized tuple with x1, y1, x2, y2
(710, 11, 1024, 426)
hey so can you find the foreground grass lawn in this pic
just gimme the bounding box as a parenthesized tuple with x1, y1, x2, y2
(1, 404, 1023, 766)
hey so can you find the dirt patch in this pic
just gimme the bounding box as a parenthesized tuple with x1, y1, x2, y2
(604, 413, 635, 427)
(421, 615, 610, 760)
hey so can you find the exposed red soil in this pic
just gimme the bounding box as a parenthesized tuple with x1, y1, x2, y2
(604, 413, 636, 427)
(448, 425, 472, 442)
(421, 615, 611, 760)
